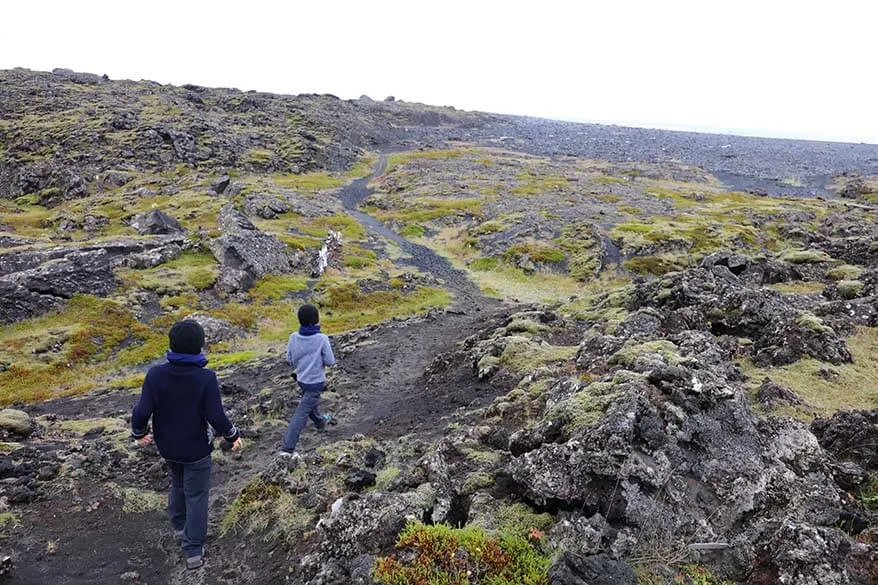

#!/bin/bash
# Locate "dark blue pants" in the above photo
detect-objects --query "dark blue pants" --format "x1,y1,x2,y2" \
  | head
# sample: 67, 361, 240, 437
167, 455, 212, 558
282, 385, 325, 452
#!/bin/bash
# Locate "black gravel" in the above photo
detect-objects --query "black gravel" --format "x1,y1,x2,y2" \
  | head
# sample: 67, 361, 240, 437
392, 114, 878, 196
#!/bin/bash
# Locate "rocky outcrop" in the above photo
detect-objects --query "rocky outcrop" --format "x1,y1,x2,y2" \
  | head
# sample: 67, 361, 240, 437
0, 236, 187, 322
130, 210, 185, 235
183, 313, 245, 345
811, 410, 878, 471
208, 204, 302, 293
631, 259, 854, 366
14, 162, 86, 206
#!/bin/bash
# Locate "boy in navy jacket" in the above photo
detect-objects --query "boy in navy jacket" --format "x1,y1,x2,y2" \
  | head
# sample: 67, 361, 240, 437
131, 320, 241, 570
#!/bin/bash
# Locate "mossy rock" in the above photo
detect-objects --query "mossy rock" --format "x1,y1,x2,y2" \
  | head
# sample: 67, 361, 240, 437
550, 387, 622, 432
609, 340, 681, 368
826, 264, 864, 281
624, 255, 685, 276
795, 311, 834, 334
837, 280, 865, 300
780, 249, 833, 264
0, 409, 32, 436
505, 318, 549, 335
557, 222, 601, 280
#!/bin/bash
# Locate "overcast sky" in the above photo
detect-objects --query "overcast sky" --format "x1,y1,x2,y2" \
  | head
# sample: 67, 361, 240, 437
3, 1, 877, 144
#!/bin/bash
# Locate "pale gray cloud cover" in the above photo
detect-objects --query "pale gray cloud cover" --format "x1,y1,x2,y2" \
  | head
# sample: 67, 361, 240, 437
3, 0, 876, 143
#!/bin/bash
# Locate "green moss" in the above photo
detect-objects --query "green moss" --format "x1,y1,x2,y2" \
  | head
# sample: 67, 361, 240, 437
272, 171, 345, 192
470, 257, 500, 271
0, 295, 161, 404
250, 275, 310, 302
278, 234, 324, 251
550, 385, 621, 432
610, 340, 681, 368
385, 148, 464, 171
780, 249, 833, 264
592, 174, 627, 185
373, 523, 550, 585
0, 512, 19, 535
557, 222, 601, 280
108, 483, 166, 514
624, 255, 686, 276
160, 293, 200, 311
463, 472, 495, 493
795, 311, 834, 334
494, 502, 555, 539
858, 473, 878, 511
471, 220, 505, 235
243, 148, 274, 164
504, 242, 565, 264
295, 213, 366, 241
0, 442, 23, 453
56, 417, 127, 437
505, 318, 549, 335
826, 264, 864, 281
770, 281, 825, 295
739, 326, 878, 418
399, 224, 426, 238
117, 251, 218, 294
257, 282, 451, 341
210, 302, 261, 330
636, 564, 736, 585
371, 198, 482, 225
211, 351, 258, 369
221, 477, 313, 544
837, 280, 865, 299
343, 254, 376, 268
375, 465, 401, 489
499, 337, 578, 372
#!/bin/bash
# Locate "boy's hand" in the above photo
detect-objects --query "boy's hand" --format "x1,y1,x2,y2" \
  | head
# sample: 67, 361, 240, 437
222, 437, 244, 452
137, 434, 154, 446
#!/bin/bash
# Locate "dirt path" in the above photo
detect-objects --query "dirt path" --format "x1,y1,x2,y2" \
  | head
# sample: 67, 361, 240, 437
340, 155, 483, 308
7, 159, 510, 585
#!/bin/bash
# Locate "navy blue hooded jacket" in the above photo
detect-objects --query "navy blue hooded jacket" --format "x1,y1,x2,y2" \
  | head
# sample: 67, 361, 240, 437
131, 355, 238, 463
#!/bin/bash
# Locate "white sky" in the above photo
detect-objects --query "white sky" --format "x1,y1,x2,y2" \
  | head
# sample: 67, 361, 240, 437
3, 1, 877, 144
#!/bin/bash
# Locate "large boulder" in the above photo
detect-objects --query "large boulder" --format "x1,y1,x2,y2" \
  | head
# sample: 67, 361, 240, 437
208, 204, 302, 292
184, 313, 245, 345
0, 281, 60, 324
0, 409, 32, 437
130, 210, 185, 235
811, 410, 878, 470
14, 162, 86, 206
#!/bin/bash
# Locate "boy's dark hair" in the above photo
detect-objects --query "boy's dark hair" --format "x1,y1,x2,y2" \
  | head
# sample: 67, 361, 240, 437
169, 320, 205, 354
297, 304, 319, 326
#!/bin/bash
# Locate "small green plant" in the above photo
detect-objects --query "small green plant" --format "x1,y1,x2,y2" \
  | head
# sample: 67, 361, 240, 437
672, 565, 735, 585
636, 563, 735, 585
373, 523, 550, 585
858, 474, 878, 511
221, 477, 313, 544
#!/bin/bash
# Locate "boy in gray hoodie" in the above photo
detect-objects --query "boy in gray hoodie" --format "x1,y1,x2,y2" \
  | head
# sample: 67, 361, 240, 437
281, 304, 336, 453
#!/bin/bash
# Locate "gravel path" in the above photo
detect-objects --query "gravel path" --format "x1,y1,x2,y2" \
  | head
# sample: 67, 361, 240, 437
339, 154, 484, 307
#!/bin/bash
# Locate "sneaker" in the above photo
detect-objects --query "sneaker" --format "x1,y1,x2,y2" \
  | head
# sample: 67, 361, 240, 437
277, 450, 301, 460
186, 552, 204, 570
316, 414, 334, 432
